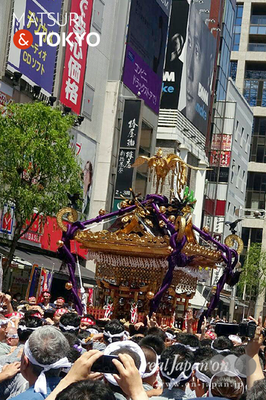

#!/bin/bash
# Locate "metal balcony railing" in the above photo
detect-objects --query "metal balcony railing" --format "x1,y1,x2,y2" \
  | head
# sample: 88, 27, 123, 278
248, 43, 266, 52
241, 208, 266, 219
250, 24, 266, 35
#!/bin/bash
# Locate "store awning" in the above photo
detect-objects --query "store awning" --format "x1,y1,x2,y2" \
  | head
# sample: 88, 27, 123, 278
219, 295, 231, 305
189, 290, 208, 309
0, 245, 95, 284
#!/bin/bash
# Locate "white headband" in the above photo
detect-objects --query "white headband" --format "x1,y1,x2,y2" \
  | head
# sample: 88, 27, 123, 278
211, 341, 230, 353
209, 373, 244, 397
86, 328, 99, 335
192, 363, 211, 385
142, 354, 159, 378
228, 335, 242, 344
59, 322, 79, 331
166, 332, 175, 341
160, 368, 192, 390
176, 343, 198, 352
103, 330, 125, 343
24, 339, 71, 395
104, 340, 146, 386
7, 333, 19, 339
18, 325, 38, 331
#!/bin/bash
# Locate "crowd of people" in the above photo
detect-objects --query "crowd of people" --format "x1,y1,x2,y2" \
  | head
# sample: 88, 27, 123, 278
0, 290, 265, 399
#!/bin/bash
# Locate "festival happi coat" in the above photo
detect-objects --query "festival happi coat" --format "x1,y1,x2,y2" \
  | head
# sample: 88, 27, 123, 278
56, 149, 243, 328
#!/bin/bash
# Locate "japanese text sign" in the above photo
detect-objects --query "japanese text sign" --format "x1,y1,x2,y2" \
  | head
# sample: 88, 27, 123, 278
60, 0, 94, 114
8, 0, 63, 94
115, 100, 142, 198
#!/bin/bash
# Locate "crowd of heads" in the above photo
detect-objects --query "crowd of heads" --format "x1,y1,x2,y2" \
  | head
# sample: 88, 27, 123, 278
0, 292, 265, 400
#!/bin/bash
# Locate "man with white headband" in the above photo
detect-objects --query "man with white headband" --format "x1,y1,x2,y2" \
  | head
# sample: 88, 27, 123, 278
0, 312, 45, 399
104, 340, 147, 400
103, 319, 126, 345
176, 333, 200, 352
12, 326, 71, 399
152, 344, 195, 399
0, 315, 11, 356
141, 345, 160, 393
59, 312, 80, 336
211, 336, 234, 353
189, 356, 214, 397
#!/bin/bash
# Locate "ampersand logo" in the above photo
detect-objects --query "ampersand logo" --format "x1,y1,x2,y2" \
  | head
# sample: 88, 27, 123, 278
13, 29, 33, 50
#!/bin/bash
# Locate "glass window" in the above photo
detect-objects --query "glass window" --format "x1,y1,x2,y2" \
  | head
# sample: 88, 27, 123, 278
258, 26, 266, 34
232, 5, 243, 51
250, 118, 266, 162
259, 119, 266, 135
230, 61, 238, 81
246, 172, 266, 209
250, 26, 258, 34
237, 5, 243, 18
251, 15, 259, 24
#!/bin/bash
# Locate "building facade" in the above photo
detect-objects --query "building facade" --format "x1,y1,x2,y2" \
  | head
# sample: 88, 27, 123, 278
230, 0, 266, 318
0, 0, 172, 294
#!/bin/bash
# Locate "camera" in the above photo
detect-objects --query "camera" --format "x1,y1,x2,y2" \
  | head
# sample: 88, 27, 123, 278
215, 321, 266, 339
91, 355, 119, 374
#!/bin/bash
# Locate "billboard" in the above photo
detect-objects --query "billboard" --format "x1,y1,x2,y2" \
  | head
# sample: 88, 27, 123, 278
161, 0, 216, 135
8, 0, 63, 95
71, 129, 97, 217
123, 0, 171, 114
60, 0, 94, 115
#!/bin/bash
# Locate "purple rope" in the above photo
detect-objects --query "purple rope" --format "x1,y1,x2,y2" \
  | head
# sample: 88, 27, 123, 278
57, 196, 239, 321
56, 198, 153, 315
149, 235, 187, 317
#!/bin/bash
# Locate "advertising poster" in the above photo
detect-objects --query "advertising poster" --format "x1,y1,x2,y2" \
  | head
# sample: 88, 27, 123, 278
210, 150, 231, 168
211, 134, 232, 151
71, 129, 97, 217
123, 0, 171, 114
0, 82, 13, 106
60, 0, 94, 114
8, 0, 63, 95
160, 0, 189, 109
161, 0, 216, 135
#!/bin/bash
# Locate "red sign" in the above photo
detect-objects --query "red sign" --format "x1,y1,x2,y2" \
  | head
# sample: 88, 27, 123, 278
23, 215, 88, 258
41, 216, 63, 252
60, 0, 94, 114
37, 268, 48, 303
21, 214, 44, 244
0, 206, 15, 235
211, 134, 232, 151
210, 150, 231, 167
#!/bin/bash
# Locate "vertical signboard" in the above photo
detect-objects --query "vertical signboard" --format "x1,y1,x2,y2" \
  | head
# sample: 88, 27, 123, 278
8, 0, 63, 94
0, 206, 15, 235
160, 0, 189, 109
71, 129, 97, 217
123, 0, 171, 114
60, 0, 94, 115
115, 100, 142, 198
161, 0, 216, 135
